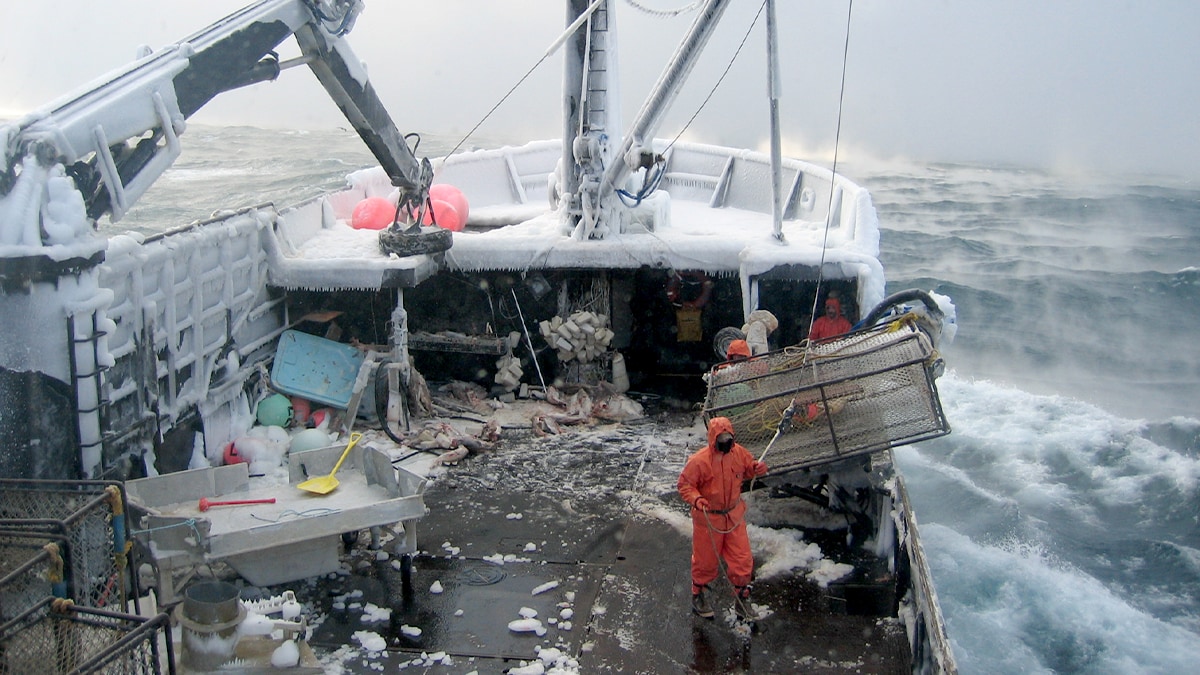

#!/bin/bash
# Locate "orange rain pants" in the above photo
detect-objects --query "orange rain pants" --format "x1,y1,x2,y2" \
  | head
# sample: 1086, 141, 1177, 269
677, 417, 767, 592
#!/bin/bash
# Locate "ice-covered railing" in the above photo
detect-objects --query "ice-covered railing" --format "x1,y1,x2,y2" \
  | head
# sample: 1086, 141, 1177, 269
339, 139, 874, 240
267, 138, 887, 309
98, 210, 287, 471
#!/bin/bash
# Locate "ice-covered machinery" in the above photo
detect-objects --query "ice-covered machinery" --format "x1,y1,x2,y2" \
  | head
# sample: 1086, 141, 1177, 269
1, 0, 430, 228
703, 318, 950, 474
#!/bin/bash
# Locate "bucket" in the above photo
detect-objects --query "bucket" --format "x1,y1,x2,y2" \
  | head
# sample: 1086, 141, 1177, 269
611, 353, 630, 393
175, 580, 246, 670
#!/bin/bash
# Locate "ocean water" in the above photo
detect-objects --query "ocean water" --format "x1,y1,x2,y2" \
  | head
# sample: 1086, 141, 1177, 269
113, 126, 1200, 673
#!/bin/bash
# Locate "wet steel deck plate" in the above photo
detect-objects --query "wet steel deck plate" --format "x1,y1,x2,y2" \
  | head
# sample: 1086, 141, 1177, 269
298, 420, 912, 673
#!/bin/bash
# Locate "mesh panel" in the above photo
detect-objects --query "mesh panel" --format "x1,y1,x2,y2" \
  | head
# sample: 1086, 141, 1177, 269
0, 481, 129, 611
0, 598, 172, 674
0, 532, 64, 623
703, 323, 950, 473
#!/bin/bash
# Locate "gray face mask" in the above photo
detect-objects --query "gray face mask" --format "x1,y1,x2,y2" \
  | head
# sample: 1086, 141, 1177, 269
716, 438, 734, 453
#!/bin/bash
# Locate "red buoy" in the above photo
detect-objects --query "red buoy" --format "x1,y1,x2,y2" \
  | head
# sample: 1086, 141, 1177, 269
351, 196, 395, 230
421, 199, 463, 232
290, 396, 312, 426
223, 441, 245, 465
430, 183, 470, 226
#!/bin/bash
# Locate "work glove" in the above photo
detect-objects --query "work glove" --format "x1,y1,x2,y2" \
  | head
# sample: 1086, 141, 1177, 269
694, 498, 710, 511
753, 461, 768, 477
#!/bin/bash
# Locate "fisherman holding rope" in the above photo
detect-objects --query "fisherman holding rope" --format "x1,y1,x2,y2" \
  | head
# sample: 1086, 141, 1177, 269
678, 416, 768, 621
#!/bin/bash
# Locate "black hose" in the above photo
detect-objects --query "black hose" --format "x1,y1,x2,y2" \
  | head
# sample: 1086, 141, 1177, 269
856, 289, 944, 330
375, 362, 408, 445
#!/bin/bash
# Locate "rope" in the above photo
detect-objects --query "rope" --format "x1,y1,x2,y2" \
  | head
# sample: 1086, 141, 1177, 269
249, 508, 342, 523
131, 519, 204, 543
804, 0, 856, 355
699, 503, 742, 535
443, 0, 606, 162
623, 0, 702, 18
747, 400, 798, 491
665, 1, 767, 154
698, 506, 753, 620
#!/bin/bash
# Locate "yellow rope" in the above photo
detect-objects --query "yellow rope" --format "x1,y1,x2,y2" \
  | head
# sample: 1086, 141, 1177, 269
43, 543, 64, 584
104, 485, 124, 516
50, 597, 75, 613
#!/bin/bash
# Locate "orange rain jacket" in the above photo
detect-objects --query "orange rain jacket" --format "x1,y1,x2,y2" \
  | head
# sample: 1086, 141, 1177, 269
809, 297, 853, 341
677, 417, 767, 591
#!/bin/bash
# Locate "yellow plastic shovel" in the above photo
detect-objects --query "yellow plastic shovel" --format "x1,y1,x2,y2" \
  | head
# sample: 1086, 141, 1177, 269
297, 431, 362, 495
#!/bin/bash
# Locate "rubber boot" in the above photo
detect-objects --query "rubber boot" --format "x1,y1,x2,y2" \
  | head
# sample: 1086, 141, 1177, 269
692, 585, 714, 619
733, 585, 752, 622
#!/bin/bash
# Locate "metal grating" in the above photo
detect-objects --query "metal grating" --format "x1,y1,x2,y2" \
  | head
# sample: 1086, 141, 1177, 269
703, 323, 950, 474
0, 480, 132, 612
0, 597, 174, 674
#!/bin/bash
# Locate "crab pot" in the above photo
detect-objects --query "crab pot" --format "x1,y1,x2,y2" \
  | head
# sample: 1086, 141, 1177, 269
0, 479, 131, 611
703, 322, 950, 474
0, 531, 67, 622
0, 597, 173, 674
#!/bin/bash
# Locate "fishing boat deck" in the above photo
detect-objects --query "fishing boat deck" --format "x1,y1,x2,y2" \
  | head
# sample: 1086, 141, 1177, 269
288, 413, 911, 673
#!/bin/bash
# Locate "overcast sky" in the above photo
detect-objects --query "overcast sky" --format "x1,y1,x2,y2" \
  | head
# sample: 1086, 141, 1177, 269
3, 0, 1199, 178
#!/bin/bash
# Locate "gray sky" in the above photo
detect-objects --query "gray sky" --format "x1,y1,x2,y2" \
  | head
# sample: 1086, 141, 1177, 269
4, 0, 1199, 178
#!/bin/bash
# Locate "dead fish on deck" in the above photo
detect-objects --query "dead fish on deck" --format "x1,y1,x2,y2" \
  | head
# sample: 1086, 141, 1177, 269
435, 447, 470, 465
531, 413, 563, 436
592, 392, 645, 422
410, 422, 457, 450
479, 419, 501, 442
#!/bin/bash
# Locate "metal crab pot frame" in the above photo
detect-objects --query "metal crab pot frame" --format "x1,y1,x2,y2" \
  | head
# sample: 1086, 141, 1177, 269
703, 323, 951, 474
0, 479, 135, 613
0, 596, 174, 674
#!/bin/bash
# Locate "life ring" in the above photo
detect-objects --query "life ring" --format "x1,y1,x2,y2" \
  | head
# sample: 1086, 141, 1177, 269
666, 271, 713, 309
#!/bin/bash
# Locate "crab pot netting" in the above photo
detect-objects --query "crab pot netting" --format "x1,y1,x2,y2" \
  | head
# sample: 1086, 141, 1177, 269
0, 481, 130, 611
703, 323, 950, 474
0, 598, 172, 674
0, 531, 67, 623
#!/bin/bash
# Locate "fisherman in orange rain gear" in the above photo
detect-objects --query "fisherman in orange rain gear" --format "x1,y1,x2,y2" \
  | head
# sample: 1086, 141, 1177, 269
809, 297, 853, 341
720, 338, 751, 366
677, 416, 768, 620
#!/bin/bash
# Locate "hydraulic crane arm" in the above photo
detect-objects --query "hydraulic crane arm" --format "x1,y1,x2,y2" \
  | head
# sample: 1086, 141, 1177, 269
1, 0, 428, 224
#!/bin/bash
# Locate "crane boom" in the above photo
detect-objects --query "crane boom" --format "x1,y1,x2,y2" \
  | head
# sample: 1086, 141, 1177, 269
0, 0, 428, 225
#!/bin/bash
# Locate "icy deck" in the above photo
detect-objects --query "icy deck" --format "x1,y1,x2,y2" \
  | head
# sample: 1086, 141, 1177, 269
265, 409, 912, 673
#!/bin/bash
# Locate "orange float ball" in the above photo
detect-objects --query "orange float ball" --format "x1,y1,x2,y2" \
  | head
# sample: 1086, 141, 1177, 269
351, 196, 395, 230
421, 199, 463, 232
429, 183, 470, 226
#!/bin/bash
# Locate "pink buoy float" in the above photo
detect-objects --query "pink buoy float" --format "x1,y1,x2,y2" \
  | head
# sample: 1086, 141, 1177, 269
350, 196, 396, 230
421, 199, 463, 232
429, 183, 470, 226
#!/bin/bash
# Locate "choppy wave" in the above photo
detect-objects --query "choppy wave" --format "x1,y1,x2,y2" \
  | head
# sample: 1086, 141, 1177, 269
897, 373, 1200, 672
867, 163, 1200, 421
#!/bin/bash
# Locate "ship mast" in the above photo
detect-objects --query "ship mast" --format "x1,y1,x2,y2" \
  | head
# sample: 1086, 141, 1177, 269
560, 0, 733, 240
560, 0, 621, 238
766, 0, 784, 241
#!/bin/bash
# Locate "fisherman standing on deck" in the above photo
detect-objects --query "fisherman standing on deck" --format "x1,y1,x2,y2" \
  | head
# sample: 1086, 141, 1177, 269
678, 416, 768, 620
809, 297, 853, 341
